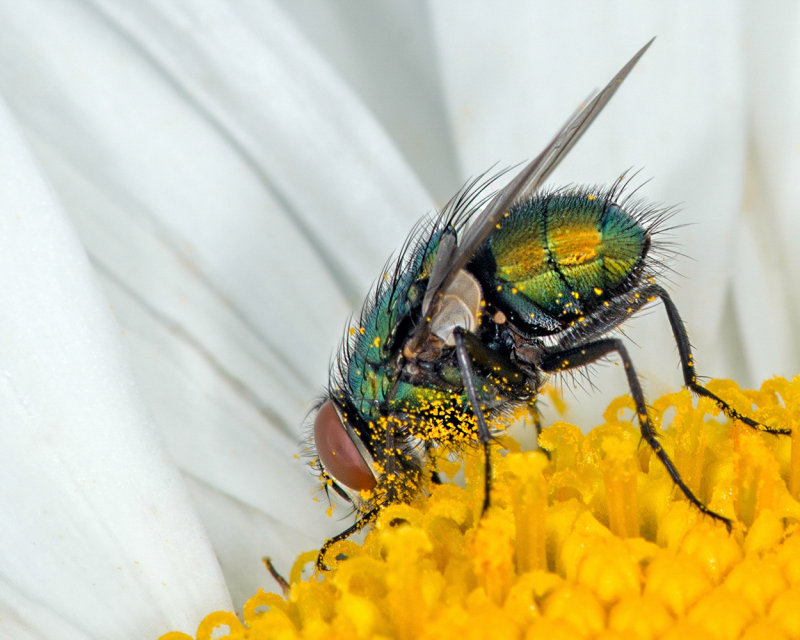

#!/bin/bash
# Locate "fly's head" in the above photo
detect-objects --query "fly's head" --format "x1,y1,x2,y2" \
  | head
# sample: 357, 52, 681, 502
311, 385, 430, 515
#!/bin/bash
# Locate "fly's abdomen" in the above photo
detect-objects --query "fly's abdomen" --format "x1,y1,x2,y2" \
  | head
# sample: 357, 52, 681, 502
486, 192, 648, 323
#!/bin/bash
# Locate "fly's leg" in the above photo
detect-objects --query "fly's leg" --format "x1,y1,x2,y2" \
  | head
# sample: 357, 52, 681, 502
317, 415, 417, 571
317, 506, 381, 571
552, 283, 785, 436
530, 398, 544, 439
649, 285, 789, 435
454, 328, 494, 515
540, 337, 732, 530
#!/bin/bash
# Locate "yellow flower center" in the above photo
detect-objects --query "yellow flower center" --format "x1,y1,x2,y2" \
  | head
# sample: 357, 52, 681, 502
162, 377, 800, 640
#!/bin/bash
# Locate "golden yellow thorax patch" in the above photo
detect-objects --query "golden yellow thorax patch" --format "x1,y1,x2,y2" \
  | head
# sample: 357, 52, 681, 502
549, 225, 602, 267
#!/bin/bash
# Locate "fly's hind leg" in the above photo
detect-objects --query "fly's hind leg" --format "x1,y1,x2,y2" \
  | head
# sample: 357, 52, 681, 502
553, 282, 784, 436
540, 337, 732, 530
647, 284, 789, 435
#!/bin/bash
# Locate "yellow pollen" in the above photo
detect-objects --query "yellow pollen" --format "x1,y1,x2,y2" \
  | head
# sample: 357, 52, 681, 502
162, 376, 800, 640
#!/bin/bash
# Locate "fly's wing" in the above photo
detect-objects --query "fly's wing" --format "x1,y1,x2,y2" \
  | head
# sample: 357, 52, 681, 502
419, 38, 655, 325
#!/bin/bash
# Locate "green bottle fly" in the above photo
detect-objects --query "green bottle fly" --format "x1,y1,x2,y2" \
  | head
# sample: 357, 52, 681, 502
308, 39, 786, 570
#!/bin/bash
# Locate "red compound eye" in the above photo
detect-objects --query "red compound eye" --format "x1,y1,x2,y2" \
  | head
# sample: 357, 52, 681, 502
313, 400, 376, 491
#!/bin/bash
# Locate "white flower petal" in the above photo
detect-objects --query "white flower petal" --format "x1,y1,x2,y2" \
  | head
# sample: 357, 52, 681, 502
0, 97, 229, 637
732, 184, 796, 383
271, 0, 462, 204
89, 0, 433, 295
184, 474, 326, 609
744, 2, 800, 379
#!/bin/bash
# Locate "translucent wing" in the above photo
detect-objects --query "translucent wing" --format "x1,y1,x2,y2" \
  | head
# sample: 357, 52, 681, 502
420, 38, 655, 324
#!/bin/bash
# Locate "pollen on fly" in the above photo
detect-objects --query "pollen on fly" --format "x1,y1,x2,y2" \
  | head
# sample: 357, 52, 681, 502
305, 39, 788, 571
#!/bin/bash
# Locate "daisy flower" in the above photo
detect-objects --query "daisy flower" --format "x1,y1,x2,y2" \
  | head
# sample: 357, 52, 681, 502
0, 2, 797, 638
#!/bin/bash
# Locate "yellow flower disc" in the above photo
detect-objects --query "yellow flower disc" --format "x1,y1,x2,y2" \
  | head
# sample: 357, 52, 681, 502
161, 378, 800, 639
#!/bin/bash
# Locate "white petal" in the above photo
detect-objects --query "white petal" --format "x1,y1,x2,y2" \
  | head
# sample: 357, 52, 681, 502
0, 98, 229, 637
89, 0, 433, 295
184, 474, 326, 608
271, 0, 462, 204
744, 2, 800, 379
732, 179, 796, 382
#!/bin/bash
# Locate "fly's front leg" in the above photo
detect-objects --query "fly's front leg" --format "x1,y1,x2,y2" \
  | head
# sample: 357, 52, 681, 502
540, 337, 732, 530
317, 422, 416, 571
317, 507, 380, 571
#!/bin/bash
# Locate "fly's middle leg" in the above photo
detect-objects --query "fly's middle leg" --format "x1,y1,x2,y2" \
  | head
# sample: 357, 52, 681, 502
454, 328, 494, 515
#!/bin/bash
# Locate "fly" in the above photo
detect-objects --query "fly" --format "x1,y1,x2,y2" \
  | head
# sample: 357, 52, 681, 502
309, 39, 787, 570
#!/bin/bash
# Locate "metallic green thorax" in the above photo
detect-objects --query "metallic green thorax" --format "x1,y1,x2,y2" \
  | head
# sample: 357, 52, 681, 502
339, 222, 513, 445
341, 225, 455, 422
